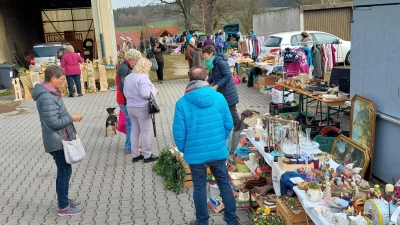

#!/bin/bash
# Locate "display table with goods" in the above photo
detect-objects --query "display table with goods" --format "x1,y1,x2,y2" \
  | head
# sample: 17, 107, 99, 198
240, 111, 400, 225
275, 77, 349, 127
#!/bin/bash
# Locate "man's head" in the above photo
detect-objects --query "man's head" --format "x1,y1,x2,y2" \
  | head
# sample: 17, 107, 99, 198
218, 31, 223, 36
124, 49, 142, 68
61, 40, 68, 49
207, 34, 211, 39
189, 66, 208, 81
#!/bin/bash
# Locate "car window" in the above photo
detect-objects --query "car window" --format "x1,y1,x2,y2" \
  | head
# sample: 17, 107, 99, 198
312, 33, 338, 44
33, 46, 60, 58
263, 37, 282, 47
290, 35, 302, 46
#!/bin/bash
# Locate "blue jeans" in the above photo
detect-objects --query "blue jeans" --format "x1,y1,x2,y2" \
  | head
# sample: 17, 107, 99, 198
119, 104, 131, 151
66, 75, 82, 96
189, 159, 238, 225
216, 47, 223, 55
50, 150, 72, 209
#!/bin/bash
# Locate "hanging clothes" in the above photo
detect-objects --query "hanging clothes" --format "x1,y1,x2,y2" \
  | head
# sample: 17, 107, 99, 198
331, 44, 337, 66
296, 49, 309, 74
317, 45, 326, 74
326, 45, 333, 71
311, 46, 322, 78
300, 47, 312, 67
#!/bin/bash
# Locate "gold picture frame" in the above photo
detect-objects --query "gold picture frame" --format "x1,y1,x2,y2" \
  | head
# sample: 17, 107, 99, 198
349, 94, 376, 179
331, 134, 370, 178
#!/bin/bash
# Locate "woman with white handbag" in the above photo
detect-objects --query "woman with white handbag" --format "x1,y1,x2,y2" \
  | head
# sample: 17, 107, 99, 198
32, 65, 85, 216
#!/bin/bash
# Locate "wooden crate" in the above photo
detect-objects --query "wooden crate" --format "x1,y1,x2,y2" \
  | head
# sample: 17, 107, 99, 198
171, 147, 192, 188
276, 198, 314, 225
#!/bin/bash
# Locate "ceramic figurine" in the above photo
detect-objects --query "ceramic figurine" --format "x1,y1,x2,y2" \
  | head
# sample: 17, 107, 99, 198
102, 57, 108, 65
394, 177, 400, 205
374, 185, 382, 198
324, 182, 332, 198
109, 56, 113, 65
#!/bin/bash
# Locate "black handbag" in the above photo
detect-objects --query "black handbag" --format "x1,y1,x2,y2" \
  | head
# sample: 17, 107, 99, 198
148, 92, 160, 114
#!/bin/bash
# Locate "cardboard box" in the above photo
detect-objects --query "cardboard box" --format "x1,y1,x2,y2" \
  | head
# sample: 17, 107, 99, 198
253, 82, 260, 90
271, 88, 294, 104
276, 198, 315, 225
258, 76, 276, 86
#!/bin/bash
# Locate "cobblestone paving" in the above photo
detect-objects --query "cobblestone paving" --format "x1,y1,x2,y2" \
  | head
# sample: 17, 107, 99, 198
0, 79, 349, 225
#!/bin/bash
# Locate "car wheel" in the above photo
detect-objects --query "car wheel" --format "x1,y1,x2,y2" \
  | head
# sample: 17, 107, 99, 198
345, 51, 351, 65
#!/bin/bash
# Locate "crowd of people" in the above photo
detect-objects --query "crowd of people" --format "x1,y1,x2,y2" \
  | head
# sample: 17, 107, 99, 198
33, 27, 245, 223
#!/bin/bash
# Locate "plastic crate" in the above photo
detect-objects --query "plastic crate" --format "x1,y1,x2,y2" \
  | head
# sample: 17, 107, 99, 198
313, 135, 335, 154
269, 102, 298, 116
301, 118, 340, 139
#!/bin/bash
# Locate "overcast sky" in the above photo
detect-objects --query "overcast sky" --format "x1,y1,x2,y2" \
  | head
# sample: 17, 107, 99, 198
111, 0, 151, 9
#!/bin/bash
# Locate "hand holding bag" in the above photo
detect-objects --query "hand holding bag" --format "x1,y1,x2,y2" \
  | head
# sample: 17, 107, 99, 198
148, 91, 160, 114
150, 57, 158, 71
43, 119, 86, 164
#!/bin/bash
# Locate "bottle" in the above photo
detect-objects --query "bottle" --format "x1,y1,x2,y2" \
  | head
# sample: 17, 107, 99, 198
255, 119, 263, 137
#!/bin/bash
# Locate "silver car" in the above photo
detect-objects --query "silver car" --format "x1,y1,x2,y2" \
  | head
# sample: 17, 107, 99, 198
31, 42, 61, 71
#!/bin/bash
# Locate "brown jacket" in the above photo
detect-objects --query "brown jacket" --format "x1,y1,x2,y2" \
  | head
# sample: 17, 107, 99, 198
186, 44, 195, 68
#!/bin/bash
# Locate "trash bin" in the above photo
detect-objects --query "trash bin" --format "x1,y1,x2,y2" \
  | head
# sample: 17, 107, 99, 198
0, 63, 16, 89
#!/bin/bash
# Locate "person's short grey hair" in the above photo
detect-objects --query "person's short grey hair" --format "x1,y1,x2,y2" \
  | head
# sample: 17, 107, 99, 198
189, 66, 207, 81
133, 58, 152, 74
45, 65, 64, 82
189, 38, 195, 45
124, 49, 141, 60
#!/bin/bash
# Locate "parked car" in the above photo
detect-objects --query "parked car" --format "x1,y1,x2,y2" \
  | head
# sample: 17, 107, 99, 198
197, 34, 207, 45
260, 31, 351, 65
30, 42, 61, 71
223, 23, 240, 48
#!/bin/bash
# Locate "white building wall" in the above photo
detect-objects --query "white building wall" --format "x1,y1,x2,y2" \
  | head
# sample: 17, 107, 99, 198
253, 7, 301, 36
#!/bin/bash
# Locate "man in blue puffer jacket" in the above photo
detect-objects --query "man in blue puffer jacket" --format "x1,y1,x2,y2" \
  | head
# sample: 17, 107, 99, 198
173, 67, 239, 225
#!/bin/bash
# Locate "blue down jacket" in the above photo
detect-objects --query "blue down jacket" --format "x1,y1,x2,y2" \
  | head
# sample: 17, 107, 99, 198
207, 54, 239, 106
32, 83, 75, 153
172, 86, 233, 164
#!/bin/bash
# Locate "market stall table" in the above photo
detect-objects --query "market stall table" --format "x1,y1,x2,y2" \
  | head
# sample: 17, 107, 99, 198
276, 82, 349, 125
235, 57, 254, 74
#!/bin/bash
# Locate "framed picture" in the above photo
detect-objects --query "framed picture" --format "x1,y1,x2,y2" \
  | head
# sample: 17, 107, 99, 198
331, 134, 370, 178
349, 94, 376, 179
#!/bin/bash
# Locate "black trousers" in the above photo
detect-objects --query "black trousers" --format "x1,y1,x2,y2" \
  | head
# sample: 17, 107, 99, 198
156, 61, 164, 81
229, 104, 241, 132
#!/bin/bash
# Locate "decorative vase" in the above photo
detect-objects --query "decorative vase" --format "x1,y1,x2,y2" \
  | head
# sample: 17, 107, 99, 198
300, 128, 320, 150
307, 188, 324, 202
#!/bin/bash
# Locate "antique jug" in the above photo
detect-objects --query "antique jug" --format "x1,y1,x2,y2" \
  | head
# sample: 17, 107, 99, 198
349, 214, 367, 225
307, 188, 324, 202
334, 213, 348, 225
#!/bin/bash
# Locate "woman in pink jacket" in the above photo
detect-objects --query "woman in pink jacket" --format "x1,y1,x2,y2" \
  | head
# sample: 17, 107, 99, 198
61, 45, 84, 97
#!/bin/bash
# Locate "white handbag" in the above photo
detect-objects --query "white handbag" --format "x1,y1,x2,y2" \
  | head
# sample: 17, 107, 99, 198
62, 134, 86, 164
43, 120, 86, 164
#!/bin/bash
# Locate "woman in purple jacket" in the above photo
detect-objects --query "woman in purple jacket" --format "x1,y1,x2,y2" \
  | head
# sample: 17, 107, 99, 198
61, 45, 83, 97
123, 58, 160, 163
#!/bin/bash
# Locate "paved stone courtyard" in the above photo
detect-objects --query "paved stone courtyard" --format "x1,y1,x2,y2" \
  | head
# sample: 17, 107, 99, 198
0, 79, 350, 225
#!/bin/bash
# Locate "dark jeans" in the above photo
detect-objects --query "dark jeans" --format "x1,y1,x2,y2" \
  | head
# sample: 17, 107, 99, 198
156, 61, 164, 81
229, 104, 241, 132
50, 150, 72, 209
189, 159, 238, 225
66, 75, 82, 96
216, 47, 223, 55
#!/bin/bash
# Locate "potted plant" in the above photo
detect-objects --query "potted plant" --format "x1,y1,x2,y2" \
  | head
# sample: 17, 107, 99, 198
249, 211, 284, 225
306, 171, 324, 202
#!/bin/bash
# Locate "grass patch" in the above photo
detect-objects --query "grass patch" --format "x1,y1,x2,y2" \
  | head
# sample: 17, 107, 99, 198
116, 20, 183, 32
148, 53, 189, 82
0, 90, 13, 97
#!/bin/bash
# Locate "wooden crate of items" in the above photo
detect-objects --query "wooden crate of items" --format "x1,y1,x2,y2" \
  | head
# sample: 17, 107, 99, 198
276, 197, 315, 225
171, 147, 193, 188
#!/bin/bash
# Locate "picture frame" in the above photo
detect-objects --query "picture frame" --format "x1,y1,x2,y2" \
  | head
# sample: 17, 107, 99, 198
331, 134, 370, 178
349, 94, 376, 179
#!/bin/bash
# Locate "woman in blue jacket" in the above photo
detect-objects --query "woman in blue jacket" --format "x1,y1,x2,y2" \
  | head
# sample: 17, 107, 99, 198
202, 45, 241, 131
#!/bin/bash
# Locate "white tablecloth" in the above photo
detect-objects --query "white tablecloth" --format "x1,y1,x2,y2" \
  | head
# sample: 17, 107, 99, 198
293, 187, 335, 225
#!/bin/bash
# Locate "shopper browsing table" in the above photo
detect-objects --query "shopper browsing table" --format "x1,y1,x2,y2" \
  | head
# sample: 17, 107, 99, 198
172, 67, 239, 225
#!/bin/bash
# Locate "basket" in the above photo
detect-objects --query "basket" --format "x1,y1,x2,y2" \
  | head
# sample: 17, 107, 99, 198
313, 135, 335, 154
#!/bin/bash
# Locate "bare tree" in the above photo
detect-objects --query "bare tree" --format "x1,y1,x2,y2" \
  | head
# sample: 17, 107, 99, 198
157, 0, 195, 30
235, 0, 266, 34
